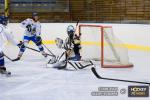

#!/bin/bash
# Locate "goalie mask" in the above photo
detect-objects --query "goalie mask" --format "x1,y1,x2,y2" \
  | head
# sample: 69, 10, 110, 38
67, 25, 75, 40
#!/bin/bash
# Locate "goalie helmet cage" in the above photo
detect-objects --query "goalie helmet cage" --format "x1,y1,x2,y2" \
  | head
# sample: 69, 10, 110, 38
78, 24, 133, 68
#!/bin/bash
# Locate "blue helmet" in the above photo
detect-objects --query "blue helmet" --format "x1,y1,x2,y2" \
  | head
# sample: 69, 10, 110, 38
0, 16, 8, 25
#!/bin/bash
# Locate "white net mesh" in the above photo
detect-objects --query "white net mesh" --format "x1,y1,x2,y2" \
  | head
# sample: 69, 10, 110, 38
80, 26, 101, 61
79, 25, 133, 68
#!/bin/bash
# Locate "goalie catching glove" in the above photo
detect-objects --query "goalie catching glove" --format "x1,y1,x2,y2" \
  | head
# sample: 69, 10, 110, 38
55, 38, 63, 49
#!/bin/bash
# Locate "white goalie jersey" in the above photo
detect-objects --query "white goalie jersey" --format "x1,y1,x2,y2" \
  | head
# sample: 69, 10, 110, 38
0, 24, 18, 52
55, 37, 74, 50
21, 18, 41, 37
64, 37, 74, 50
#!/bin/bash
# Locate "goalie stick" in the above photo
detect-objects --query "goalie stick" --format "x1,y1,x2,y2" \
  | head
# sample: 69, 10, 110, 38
75, 19, 79, 30
68, 60, 94, 70
77, 61, 94, 69
91, 67, 150, 85
73, 19, 80, 36
68, 61, 78, 70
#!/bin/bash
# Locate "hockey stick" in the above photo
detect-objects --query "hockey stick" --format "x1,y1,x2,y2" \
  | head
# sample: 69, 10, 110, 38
67, 60, 94, 70
77, 61, 94, 69
67, 61, 78, 70
57, 52, 65, 62
91, 67, 150, 85
26, 46, 40, 52
4, 54, 13, 61
42, 43, 56, 57
26, 46, 54, 57
74, 19, 80, 35
47, 52, 65, 64
12, 46, 55, 61
75, 19, 79, 29
68, 60, 93, 69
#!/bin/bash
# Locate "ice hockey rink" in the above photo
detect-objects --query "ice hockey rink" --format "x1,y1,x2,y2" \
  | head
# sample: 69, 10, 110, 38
0, 23, 150, 100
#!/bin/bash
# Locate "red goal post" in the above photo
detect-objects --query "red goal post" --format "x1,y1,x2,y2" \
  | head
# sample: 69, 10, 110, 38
78, 24, 133, 68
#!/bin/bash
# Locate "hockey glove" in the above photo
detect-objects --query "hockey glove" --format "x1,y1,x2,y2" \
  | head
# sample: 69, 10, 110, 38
35, 36, 42, 46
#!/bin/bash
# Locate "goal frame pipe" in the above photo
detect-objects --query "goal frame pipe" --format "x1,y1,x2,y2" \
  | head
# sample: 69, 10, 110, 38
78, 24, 133, 68
4, 0, 10, 17
101, 27, 104, 67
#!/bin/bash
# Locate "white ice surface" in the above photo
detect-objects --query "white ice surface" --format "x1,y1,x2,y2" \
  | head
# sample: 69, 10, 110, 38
0, 44, 150, 100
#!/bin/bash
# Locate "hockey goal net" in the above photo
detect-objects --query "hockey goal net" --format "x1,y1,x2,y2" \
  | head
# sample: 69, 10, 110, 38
78, 24, 133, 68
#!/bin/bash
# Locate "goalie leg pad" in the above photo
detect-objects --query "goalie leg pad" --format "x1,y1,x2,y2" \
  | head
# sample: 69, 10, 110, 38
52, 61, 67, 69
0, 52, 4, 66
